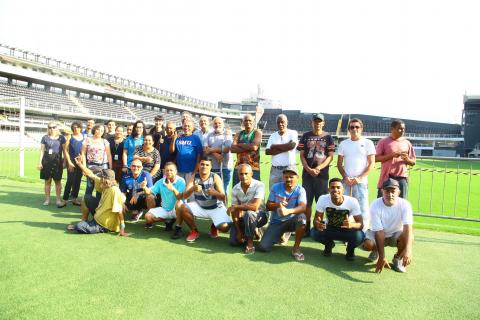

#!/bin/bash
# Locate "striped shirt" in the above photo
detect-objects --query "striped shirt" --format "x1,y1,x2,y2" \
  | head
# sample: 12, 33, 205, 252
193, 172, 222, 210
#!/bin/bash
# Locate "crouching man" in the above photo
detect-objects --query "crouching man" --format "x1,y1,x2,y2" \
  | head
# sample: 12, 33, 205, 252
176, 157, 232, 242
258, 166, 307, 262
363, 178, 414, 273
228, 164, 269, 254
67, 156, 127, 236
311, 178, 364, 261
143, 162, 186, 231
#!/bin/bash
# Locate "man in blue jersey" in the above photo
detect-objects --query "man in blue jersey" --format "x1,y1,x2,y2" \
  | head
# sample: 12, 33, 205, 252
170, 118, 203, 187
258, 166, 307, 261
175, 157, 232, 242
120, 159, 155, 221
143, 162, 186, 230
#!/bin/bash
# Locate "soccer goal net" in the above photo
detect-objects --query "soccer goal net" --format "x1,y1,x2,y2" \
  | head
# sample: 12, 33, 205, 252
0, 95, 26, 178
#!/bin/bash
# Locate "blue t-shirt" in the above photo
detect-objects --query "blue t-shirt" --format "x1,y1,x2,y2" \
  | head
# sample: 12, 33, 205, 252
159, 136, 176, 169
68, 136, 84, 159
150, 176, 186, 211
175, 134, 203, 173
268, 182, 307, 224
124, 136, 144, 167
120, 171, 153, 198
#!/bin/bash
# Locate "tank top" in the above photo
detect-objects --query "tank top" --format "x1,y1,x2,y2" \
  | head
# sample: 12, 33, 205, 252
234, 129, 260, 170
193, 172, 222, 210
69, 135, 84, 159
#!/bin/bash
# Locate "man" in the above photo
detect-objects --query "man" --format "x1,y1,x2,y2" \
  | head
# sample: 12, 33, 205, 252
228, 164, 268, 254
265, 114, 298, 190
176, 111, 199, 135
157, 121, 177, 179
376, 119, 416, 199
170, 118, 203, 184
194, 115, 213, 145
337, 118, 375, 230
258, 166, 307, 262
143, 162, 186, 230
231, 114, 262, 187
119, 159, 155, 221
150, 115, 165, 147
298, 113, 335, 236
103, 120, 116, 140
82, 119, 95, 137
176, 157, 232, 242
67, 156, 128, 236
204, 117, 233, 194
311, 178, 364, 261
363, 178, 414, 273
126, 123, 134, 137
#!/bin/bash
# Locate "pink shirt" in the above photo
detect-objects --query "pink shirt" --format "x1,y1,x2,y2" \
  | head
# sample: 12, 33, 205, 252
376, 136, 416, 188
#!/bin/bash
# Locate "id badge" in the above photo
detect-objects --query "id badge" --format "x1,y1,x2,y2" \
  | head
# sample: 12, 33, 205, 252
114, 154, 119, 161
48, 149, 53, 155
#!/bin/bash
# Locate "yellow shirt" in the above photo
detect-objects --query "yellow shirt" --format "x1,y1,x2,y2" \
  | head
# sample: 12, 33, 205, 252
94, 185, 126, 232
93, 175, 104, 193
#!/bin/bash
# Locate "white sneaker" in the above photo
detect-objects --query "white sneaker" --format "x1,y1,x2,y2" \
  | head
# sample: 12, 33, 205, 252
392, 255, 407, 273
368, 250, 378, 262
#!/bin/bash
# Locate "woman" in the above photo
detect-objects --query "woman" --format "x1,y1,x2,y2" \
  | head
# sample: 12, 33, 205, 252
134, 134, 161, 182
81, 124, 112, 196
62, 121, 84, 205
108, 126, 125, 183
37, 121, 68, 207
122, 120, 145, 174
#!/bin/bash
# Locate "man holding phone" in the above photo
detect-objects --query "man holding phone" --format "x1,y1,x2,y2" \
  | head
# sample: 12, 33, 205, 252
311, 177, 365, 260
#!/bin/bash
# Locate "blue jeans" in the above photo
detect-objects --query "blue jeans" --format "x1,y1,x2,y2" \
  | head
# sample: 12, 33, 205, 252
212, 168, 232, 195
311, 227, 365, 255
343, 182, 369, 230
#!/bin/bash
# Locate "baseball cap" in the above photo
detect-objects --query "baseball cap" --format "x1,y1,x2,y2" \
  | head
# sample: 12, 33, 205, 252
382, 178, 400, 189
283, 165, 299, 176
312, 113, 324, 121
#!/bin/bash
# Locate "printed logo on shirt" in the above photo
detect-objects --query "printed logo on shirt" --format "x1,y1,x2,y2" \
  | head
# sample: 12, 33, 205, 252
326, 207, 349, 227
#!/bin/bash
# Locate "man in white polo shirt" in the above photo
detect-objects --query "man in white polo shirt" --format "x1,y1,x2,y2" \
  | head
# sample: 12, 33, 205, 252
265, 114, 298, 190
363, 178, 414, 273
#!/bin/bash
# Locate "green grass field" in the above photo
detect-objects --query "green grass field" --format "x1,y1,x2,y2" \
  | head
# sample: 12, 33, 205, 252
0, 179, 479, 319
1, 148, 480, 319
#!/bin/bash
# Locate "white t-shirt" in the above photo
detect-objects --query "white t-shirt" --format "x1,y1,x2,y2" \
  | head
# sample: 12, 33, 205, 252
338, 137, 375, 183
370, 197, 413, 237
315, 194, 361, 227
266, 129, 298, 167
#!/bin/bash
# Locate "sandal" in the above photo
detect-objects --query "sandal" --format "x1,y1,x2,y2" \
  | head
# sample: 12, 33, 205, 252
244, 246, 255, 255
43, 199, 50, 206
292, 250, 305, 262
56, 200, 67, 208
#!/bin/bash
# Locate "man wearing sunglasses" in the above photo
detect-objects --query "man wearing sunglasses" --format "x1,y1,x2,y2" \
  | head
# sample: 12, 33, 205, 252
337, 118, 375, 231
120, 159, 155, 222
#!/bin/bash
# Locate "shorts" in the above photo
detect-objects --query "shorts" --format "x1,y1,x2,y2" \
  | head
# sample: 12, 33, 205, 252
302, 173, 328, 205
148, 207, 176, 220
186, 202, 232, 227
365, 229, 403, 247
125, 194, 157, 211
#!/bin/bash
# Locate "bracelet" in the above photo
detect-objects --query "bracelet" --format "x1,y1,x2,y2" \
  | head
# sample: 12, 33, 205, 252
120, 223, 125, 229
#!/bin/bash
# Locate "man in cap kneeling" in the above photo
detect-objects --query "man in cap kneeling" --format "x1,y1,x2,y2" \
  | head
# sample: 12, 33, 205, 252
67, 156, 128, 236
363, 178, 414, 273
258, 166, 307, 261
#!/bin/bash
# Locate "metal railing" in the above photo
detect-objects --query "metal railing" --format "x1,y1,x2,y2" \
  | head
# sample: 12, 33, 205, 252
408, 156, 480, 221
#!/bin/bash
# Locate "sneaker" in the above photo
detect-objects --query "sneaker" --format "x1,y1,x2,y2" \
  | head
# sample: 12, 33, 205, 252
323, 242, 336, 257
346, 249, 356, 261
145, 223, 153, 229
209, 224, 218, 238
368, 250, 379, 262
392, 255, 407, 273
170, 226, 183, 240
130, 210, 143, 223
56, 200, 67, 208
186, 229, 200, 243
165, 220, 174, 232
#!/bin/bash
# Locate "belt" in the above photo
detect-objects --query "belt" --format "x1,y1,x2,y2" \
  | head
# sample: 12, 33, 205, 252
272, 165, 290, 169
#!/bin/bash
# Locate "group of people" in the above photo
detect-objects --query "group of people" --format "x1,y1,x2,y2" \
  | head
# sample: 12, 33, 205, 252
39, 111, 416, 273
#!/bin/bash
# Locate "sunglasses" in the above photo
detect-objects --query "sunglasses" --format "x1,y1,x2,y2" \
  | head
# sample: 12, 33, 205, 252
131, 165, 142, 168
349, 125, 361, 130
